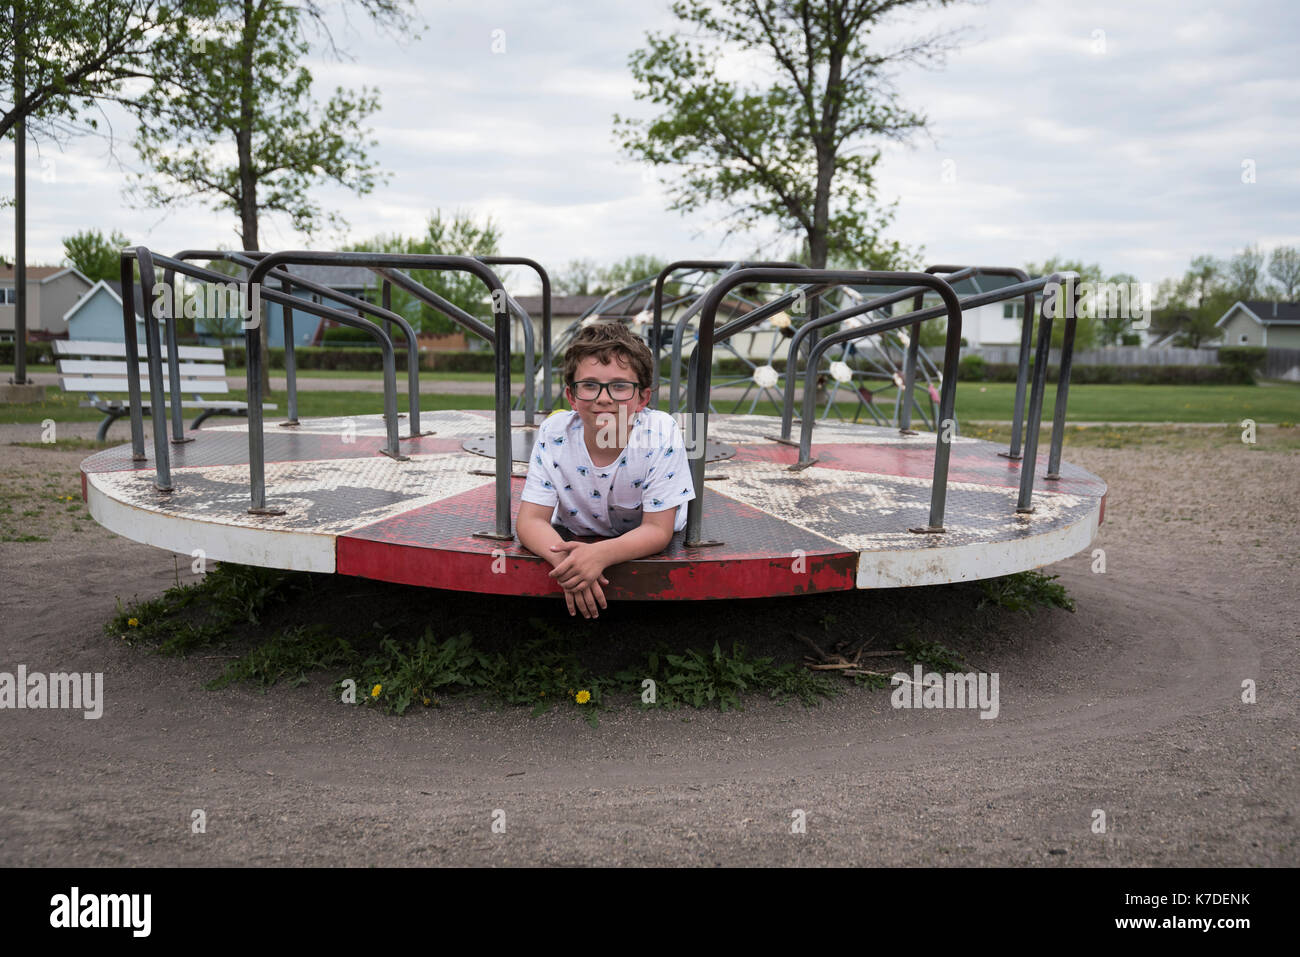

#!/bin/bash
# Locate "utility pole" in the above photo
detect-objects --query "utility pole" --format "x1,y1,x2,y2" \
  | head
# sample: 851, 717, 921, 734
10, 0, 28, 386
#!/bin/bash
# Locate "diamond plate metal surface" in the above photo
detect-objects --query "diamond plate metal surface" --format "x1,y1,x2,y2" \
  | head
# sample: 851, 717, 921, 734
84, 411, 1107, 597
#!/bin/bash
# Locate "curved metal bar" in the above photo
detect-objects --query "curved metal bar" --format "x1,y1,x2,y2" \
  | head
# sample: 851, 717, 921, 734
797, 279, 962, 532
145, 252, 406, 511
480, 256, 551, 417
132, 248, 172, 490
373, 267, 494, 341
776, 266, 978, 441
687, 268, 961, 545
926, 265, 1034, 458
1016, 273, 1080, 511
656, 260, 807, 414
116, 251, 147, 461
249, 252, 513, 540
173, 249, 427, 437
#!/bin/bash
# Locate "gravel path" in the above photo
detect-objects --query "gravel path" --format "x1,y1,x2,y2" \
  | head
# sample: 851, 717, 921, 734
0, 426, 1294, 866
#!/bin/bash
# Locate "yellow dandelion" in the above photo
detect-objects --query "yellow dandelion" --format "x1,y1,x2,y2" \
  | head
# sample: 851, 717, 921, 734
371, 684, 382, 698
127, 618, 139, 627
575, 690, 591, 705
539, 690, 545, 697
423, 697, 431, 706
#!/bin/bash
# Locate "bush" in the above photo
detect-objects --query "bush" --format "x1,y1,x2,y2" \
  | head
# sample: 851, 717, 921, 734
0, 341, 55, 365
936, 360, 1251, 386
1217, 346, 1266, 373
958, 354, 988, 381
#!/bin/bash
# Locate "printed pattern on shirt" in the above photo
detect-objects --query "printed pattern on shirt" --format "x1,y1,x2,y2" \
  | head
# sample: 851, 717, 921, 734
519, 409, 696, 536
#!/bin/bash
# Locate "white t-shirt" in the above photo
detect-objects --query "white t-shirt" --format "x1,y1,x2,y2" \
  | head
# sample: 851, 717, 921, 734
520, 408, 696, 536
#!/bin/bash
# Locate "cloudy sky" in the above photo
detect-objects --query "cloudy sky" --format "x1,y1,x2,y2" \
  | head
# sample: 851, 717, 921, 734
4, 0, 1298, 292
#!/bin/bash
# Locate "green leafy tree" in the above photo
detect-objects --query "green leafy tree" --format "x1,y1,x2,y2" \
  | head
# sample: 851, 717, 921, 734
1150, 256, 1230, 348
1226, 244, 1265, 301
596, 254, 671, 294
127, 0, 417, 390
554, 258, 600, 297
62, 228, 132, 281
615, 0, 958, 271
1023, 257, 1108, 351
1266, 246, 1300, 301
347, 210, 502, 337
0, 0, 183, 143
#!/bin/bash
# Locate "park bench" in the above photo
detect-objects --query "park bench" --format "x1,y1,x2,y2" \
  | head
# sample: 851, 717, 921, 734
55, 339, 277, 440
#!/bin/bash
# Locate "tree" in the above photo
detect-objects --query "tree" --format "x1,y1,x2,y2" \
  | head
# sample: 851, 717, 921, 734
347, 210, 502, 337
127, 0, 417, 391
615, 0, 958, 271
62, 228, 132, 281
1023, 257, 1108, 351
2, 0, 182, 382
1267, 246, 1300, 301
1150, 257, 1230, 349
0, 0, 182, 143
554, 258, 600, 297
596, 253, 671, 294
1226, 245, 1265, 301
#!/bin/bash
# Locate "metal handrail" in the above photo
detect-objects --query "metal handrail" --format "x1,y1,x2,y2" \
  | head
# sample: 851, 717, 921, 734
684, 268, 963, 546
774, 266, 979, 442
924, 265, 1034, 457
478, 256, 552, 417
247, 252, 514, 539
650, 260, 805, 412
168, 249, 429, 436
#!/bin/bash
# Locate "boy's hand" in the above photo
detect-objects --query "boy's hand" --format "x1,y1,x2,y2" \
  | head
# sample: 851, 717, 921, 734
564, 579, 608, 618
548, 541, 610, 593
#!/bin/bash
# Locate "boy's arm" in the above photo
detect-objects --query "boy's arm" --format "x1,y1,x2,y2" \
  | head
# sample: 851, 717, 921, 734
516, 501, 569, 568
588, 508, 675, 566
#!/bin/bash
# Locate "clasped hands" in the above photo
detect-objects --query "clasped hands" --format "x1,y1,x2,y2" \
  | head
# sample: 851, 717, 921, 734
548, 540, 609, 618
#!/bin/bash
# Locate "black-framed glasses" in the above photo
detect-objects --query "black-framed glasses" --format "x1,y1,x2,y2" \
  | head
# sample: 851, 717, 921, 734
570, 380, 640, 401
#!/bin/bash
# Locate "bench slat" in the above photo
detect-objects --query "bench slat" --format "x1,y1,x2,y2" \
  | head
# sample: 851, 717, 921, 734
57, 359, 226, 379
79, 399, 275, 411
54, 339, 226, 361
61, 376, 232, 395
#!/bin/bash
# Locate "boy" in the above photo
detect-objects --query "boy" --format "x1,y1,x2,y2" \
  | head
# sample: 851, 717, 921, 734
517, 321, 696, 619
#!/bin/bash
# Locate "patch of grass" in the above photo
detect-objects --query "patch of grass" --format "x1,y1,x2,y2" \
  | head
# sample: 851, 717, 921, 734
7, 437, 116, 451
896, 638, 968, 673
1, 533, 50, 543
104, 560, 317, 650
978, 571, 1076, 615
619, 641, 838, 712
208, 624, 359, 690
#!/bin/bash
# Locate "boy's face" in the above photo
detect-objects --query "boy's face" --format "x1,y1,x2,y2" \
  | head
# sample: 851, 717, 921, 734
565, 353, 651, 449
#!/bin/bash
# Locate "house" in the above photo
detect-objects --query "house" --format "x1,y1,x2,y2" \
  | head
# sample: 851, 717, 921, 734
64, 280, 161, 342
0, 264, 95, 340
1215, 300, 1300, 348
510, 295, 605, 353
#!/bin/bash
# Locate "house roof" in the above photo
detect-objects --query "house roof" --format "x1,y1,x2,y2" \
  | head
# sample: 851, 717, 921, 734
0, 264, 94, 286
64, 279, 147, 323
514, 294, 604, 318
281, 264, 376, 289
1216, 300, 1300, 327
105, 280, 148, 321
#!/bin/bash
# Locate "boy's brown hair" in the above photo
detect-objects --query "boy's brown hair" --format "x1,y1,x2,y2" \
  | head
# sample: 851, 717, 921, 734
562, 321, 654, 391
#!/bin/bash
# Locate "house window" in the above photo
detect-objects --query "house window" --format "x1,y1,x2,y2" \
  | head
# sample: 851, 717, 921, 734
1240, 334, 1248, 343
2, 287, 15, 304
1002, 302, 1023, 320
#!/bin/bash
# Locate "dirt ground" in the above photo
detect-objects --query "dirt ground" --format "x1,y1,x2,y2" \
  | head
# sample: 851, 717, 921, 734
0, 420, 1295, 866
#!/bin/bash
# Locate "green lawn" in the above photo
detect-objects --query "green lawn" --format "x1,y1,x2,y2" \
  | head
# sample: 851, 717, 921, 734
2, 382, 1297, 427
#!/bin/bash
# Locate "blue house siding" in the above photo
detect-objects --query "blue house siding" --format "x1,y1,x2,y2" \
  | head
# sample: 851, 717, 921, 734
66, 286, 163, 342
